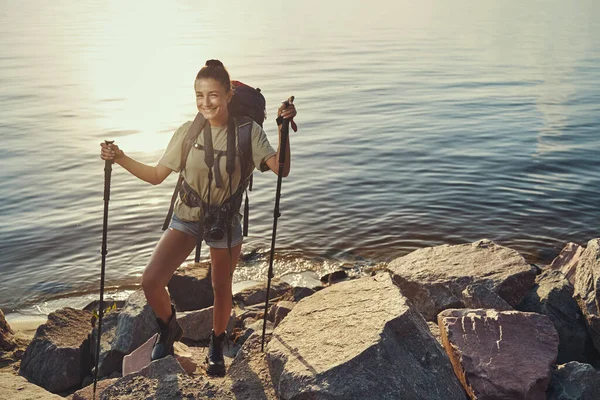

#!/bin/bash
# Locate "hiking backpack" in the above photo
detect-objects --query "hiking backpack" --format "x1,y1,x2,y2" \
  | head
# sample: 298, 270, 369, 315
162, 80, 267, 240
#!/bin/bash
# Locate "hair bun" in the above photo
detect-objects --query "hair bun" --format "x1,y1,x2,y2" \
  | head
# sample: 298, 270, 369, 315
205, 59, 224, 68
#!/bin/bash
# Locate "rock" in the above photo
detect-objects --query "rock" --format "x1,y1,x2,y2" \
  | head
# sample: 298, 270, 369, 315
438, 309, 559, 400
233, 279, 291, 306
320, 270, 348, 284
178, 306, 235, 341
461, 284, 513, 311
0, 308, 17, 352
549, 242, 584, 285
72, 378, 118, 400
91, 311, 123, 377
92, 290, 158, 377
236, 319, 274, 348
388, 239, 536, 321
285, 286, 317, 302
19, 307, 92, 393
167, 263, 214, 311
173, 342, 197, 375
0, 372, 64, 399
427, 321, 443, 345
268, 300, 295, 328
546, 361, 600, 400
573, 239, 600, 353
228, 332, 278, 399
516, 269, 599, 364
267, 273, 467, 400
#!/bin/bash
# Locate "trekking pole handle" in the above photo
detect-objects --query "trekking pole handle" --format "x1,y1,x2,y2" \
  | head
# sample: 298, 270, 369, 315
282, 96, 294, 107
104, 140, 116, 165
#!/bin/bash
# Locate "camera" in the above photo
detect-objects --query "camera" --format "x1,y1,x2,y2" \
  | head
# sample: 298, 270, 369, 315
204, 206, 231, 241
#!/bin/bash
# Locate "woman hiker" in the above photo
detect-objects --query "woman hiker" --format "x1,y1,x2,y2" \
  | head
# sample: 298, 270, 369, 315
99, 59, 296, 376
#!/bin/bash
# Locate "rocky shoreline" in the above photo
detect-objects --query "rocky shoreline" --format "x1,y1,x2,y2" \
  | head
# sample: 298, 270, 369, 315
2, 238, 600, 399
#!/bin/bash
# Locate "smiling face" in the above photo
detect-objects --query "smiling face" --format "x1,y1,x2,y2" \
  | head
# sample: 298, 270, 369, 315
194, 78, 232, 126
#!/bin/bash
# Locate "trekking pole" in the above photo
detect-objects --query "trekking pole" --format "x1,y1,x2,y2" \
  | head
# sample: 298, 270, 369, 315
261, 96, 294, 352
93, 140, 114, 399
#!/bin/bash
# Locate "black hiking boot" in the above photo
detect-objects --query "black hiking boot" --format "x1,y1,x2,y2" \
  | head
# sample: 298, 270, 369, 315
151, 305, 183, 361
206, 330, 227, 377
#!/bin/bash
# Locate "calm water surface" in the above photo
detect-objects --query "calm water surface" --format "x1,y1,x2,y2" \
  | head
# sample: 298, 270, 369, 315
1, 0, 599, 314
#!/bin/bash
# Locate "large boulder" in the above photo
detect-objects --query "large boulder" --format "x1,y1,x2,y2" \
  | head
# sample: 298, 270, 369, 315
0, 309, 17, 352
549, 242, 584, 285
573, 238, 600, 353
546, 361, 600, 400
19, 307, 93, 393
93, 290, 158, 377
0, 372, 64, 399
267, 273, 467, 400
168, 263, 214, 311
438, 309, 559, 400
388, 239, 536, 320
516, 269, 599, 364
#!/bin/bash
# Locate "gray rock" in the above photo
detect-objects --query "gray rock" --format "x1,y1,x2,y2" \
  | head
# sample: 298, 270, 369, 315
388, 239, 536, 320
19, 307, 92, 393
438, 309, 559, 400
573, 238, 600, 353
267, 273, 467, 400
268, 300, 295, 328
92, 290, 158, 377
0, 372, 64, 399
168, 263, 214, 311
0, 308, 16, 352
516, 269, 599, 364
113, 290, 158, 354
237, 319, 273, 348
546, 361, 600, 400
234, 279, 291, 306
461, 283, 513, 311
178, 306, 234, 341
549, 242, 584, 285
92, 311, 123, 377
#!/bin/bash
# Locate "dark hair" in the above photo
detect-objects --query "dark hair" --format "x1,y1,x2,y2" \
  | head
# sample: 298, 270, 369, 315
195, 59, 232, 92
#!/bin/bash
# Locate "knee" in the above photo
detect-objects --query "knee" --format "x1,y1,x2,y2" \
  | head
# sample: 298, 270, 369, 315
212, 280, 231, 299
141, 270, 159, 294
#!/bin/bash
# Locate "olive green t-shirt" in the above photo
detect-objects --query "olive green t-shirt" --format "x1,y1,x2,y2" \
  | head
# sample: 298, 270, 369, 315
158, 120, 276, 221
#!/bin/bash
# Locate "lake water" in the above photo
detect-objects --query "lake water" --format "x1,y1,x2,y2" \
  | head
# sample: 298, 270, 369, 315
1, 0, 599, 315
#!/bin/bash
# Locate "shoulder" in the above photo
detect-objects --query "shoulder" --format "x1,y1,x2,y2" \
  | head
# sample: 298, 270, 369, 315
175, 120, 194, 136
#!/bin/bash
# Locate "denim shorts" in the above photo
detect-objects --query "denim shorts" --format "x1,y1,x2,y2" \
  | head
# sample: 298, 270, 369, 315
169, 214, 243, 248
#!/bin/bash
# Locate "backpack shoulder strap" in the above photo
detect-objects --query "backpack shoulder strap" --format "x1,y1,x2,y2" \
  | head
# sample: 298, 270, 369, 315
180, 112, 207, 172
236, 116, 254, 179
162, 113, 206, 231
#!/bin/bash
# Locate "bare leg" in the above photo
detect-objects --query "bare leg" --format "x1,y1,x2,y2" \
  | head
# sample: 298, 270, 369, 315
210, 243, 242, 334
141, 228, 196, 323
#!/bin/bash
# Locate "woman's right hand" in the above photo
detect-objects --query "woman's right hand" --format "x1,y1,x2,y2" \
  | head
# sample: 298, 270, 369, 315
100, 142, 124, 161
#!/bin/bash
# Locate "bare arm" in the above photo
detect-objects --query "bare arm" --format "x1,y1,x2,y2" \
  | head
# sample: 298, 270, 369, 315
100, 143, 173, 185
